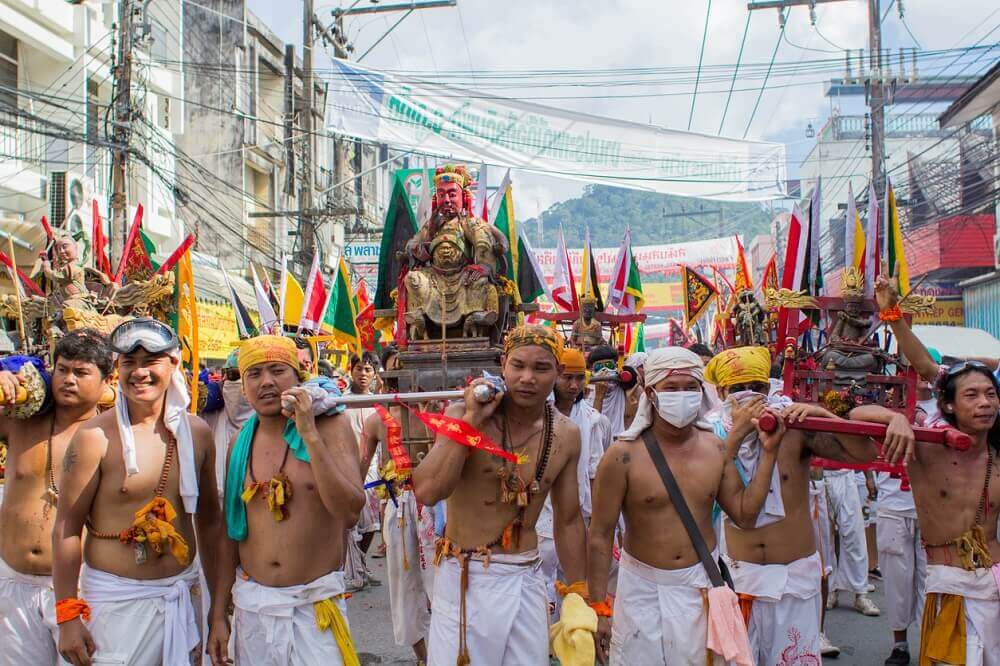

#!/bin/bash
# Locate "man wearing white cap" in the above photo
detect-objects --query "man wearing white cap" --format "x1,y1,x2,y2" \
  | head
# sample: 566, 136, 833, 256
53, 318, 222, 666
588, 346, 782, 665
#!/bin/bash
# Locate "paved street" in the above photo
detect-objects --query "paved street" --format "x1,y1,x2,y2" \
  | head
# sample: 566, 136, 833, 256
349, 538, 919, 665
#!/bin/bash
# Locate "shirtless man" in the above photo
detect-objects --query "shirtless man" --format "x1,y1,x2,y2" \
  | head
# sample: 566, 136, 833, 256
588, 346, 782, 664
0, 330, 112, 664
54, 318, 221, 666
412, 324, 587, 665
359, 350, 436, 662
208, 335, 365, 665
703, 346, 884, 665
848, 276, 1000, 664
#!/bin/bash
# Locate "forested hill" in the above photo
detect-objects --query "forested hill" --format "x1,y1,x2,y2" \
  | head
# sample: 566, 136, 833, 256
525, 184, 773, 247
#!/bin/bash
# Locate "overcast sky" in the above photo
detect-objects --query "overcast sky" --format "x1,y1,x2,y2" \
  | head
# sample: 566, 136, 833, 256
246, 0, 998, 218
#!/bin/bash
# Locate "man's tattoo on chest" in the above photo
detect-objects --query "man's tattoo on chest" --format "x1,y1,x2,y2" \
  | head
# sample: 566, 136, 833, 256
622, 453, 630, 464
62, 444, 78, 472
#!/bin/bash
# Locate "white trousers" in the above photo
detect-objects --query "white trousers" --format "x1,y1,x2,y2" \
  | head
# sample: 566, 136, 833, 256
610, 550, 729, 665
232, 568, 352, 666
924, 565, 1000, 666
810, 480, 835, 577
729, 551, 823, 666
877, 512, 926, 631
0, 555, 59, 666
383, 490, 435, 648
427, 550, 548, 666
826, 472, 869, 594
79, 564, 202, 666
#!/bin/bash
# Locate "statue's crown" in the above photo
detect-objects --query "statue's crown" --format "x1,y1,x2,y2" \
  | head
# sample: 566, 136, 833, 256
841, 266, 864, 297
580, 295, 598, 306
434, 164, 472, 189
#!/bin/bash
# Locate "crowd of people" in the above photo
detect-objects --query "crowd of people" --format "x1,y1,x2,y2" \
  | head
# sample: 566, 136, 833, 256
0, 273, 996, 666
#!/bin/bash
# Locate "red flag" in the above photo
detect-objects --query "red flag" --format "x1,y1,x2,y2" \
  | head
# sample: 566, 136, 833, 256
113, 205, 147, 284
374, 405, 411, 473
734, 235, 752, 292
156, 234, 195, 275
355, 279, 376, 351
776, 204, 808, 345
0, 251, 44, 297
297, 253, 328, 333
91, 201, 111, 278
761, 252, 778, 295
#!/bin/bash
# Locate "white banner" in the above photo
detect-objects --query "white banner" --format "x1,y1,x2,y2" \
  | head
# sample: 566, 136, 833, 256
327, 61, 787, 202
534, 236, 737, 278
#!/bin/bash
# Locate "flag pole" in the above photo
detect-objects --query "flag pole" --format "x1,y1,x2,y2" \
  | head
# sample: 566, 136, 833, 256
6, 234, 27, 352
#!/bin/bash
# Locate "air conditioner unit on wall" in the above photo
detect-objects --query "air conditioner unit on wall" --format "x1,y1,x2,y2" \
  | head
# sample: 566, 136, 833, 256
48, 171, 92, 255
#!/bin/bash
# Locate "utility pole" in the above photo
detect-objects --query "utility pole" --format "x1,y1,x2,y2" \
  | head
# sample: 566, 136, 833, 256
867, 0, 885, 201
299, 0, 316, 275
110, 0, 135, 264
747, 0, 886, 200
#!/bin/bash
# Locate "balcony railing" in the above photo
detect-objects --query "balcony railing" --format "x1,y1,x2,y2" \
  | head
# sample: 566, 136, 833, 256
820, 113, 993, 141
0, 108, 45, 168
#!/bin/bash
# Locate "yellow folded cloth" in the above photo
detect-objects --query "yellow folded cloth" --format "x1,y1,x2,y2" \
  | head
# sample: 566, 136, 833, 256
919, 592, 966, 666
314, 597, 360, 666
549, 592, 597, 666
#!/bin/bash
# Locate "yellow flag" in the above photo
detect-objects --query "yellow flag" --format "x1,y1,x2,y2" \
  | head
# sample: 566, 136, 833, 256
282, 270, 305, 327
176, 249, 199, 413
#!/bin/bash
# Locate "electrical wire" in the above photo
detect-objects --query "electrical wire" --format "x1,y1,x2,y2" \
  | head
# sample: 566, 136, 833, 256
743, 22, 784, 139
688, 0, 713, 131
719, 13, 751, 136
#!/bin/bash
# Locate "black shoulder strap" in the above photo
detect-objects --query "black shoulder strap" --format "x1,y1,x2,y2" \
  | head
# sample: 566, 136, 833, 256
641, 428, 725, 588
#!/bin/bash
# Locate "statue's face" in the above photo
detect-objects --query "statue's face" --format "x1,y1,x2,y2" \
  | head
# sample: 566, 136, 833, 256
845, 298, 861, 314
55, 238, 78, 264
436, 181, 463, 217
432, 241, 463, 268
582, 302, 595, 319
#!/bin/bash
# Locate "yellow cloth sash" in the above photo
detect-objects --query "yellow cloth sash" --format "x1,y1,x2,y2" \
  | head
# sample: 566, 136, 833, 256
241, 475, 293, 522
128, 497, 190, 566
549, 592, 597, 666
313, 597, 360, 666
919, 592, 967, 666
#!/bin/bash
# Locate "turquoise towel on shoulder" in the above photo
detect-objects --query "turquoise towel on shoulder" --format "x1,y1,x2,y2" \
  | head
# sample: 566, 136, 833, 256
224, 415, 311, 541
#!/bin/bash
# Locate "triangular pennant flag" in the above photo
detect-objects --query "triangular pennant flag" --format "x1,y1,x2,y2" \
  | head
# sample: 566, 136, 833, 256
515, 223, 551, 305
776, 203, 808, 344
91, 200, 111, 278
681, 265, 717, 328
173, 247, 199, 413
251, 264, 280, 335
473, 162, 489, 221
355, 279, 376, 351
323, 256, 360, 351
374, 172, 420, 310
221, 266, 256, 339
551, 225, 579, 312
864, 182, 881, 298
279, 255, 305, 328
608, 227, 645, 314
581, 226, 605, 311
845, 182, 865, 271
734, 235, 752, 293
885, 177, 910, 294
298, 253, 329, 334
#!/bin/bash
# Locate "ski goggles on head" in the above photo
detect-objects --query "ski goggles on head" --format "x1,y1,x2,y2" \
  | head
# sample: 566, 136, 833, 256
109, 318, 179, 355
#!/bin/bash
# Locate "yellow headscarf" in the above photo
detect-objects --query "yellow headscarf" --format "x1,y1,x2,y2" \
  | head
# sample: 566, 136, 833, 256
504, 324, 565, 361
704, 346, 771, 388
238, 335, 308, 381
560, 348, 587, 374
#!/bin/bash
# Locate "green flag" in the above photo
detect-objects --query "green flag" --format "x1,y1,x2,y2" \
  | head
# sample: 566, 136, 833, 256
374, 171, 420, 310
322, 256, 359, 351
493, 173, 545, 303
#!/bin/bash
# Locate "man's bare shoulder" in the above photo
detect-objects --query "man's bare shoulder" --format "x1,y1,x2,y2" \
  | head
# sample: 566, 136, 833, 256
552, 409, 581, 449
315, 411, 356, 444
603, 439, 641, 469
69, 411, 114, 459
696, 427, 727, 457
186, 413, 213, 442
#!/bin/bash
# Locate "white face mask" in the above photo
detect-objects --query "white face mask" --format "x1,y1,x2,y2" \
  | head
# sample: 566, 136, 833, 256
651, 390, 702, 428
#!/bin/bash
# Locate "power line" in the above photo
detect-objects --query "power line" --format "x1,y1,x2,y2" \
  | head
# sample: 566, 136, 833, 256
744, 21, 784, 139
688, 0, 713, 131
719, 13, 751, 135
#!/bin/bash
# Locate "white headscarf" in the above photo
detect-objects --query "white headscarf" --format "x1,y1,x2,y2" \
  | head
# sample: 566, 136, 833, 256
625, 352, 648, 369
115, 354, 199, 514
618, 347, 713, 441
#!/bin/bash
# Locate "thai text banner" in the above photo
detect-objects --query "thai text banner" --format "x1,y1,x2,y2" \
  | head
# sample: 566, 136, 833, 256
327, 61, 787, 202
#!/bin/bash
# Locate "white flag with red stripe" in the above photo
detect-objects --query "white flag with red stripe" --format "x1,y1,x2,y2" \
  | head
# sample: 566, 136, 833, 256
298, 253, 329, 333
551, 226, 578, 312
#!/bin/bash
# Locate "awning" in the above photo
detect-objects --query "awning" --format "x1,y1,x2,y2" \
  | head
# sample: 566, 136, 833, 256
911, 325, 1000, 359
